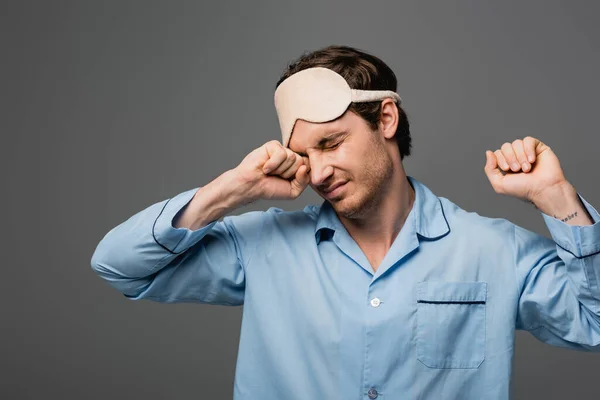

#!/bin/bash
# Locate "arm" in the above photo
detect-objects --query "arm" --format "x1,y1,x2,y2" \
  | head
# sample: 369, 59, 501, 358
484, 137, 600, 348
90, 169, 262, 305
515, 191, 600, 350
90, 140, 311, 304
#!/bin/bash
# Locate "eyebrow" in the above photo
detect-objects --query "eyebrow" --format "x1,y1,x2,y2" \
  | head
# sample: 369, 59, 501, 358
293, 131, 347, 156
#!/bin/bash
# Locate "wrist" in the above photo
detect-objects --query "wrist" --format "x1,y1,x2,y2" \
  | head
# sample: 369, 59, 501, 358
530, 181, 577, 217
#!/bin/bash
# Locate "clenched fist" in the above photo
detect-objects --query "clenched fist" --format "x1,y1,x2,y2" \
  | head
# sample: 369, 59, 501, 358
233, 140, 312, 200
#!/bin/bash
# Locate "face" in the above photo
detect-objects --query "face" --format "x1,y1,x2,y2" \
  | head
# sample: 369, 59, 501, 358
288, 110, 395, 219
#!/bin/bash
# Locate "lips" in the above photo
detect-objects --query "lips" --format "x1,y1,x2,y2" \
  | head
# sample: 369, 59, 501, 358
323, 182, 345, 193
322, 182, 347, 198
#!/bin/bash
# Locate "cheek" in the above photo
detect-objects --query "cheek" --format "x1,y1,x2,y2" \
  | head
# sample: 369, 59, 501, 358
335, 144, 365, 167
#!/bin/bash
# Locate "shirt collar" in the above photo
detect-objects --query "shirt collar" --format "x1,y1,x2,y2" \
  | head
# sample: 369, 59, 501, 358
314, 175, 450, 243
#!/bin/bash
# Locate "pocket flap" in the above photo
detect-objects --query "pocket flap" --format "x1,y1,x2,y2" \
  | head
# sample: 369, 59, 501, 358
417, 281, 487, 303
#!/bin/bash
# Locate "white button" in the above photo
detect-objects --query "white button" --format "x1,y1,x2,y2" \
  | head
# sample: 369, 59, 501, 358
368, 387, 378, 399
370, 298, 381, 307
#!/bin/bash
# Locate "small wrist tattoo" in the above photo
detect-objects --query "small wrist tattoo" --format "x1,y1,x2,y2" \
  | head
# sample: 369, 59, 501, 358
553, 211, 578, 222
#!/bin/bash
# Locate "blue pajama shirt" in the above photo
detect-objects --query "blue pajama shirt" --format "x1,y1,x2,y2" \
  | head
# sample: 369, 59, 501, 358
91, 176, 600, 400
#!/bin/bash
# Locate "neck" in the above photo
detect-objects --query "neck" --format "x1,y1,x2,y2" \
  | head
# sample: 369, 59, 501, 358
339, 170, 415, 251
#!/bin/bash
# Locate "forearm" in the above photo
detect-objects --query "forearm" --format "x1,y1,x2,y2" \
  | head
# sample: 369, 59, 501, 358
174, 169, 258, 230
531, 182, 594, 226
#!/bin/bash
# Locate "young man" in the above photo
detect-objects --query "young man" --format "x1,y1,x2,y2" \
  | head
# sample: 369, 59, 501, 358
91, 45, 600, 400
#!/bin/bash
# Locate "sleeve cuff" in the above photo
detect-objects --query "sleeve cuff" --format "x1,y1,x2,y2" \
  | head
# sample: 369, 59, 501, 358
152, 187, 218, 253
541, 193, 600, 258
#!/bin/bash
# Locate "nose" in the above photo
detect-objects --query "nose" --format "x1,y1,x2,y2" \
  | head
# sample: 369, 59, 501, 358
308, 156, 334, 187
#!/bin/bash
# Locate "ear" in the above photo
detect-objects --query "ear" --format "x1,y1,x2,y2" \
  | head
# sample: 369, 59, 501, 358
378, 98, 399, 140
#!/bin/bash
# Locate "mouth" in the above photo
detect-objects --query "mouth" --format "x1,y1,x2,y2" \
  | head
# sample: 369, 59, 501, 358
322, 182, 347, 198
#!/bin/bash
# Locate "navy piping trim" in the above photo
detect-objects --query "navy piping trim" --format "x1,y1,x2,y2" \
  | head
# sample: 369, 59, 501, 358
417, 300, 486, 304
417, 198, 451, 241
554, 241, 600, 259
152, 198, 180, 255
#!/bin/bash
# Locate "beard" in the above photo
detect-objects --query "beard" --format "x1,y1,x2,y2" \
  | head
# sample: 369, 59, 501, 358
332, 139, 395, 220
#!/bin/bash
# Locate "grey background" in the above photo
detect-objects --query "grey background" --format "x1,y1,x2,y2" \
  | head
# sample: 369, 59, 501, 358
2, 0, 599, 399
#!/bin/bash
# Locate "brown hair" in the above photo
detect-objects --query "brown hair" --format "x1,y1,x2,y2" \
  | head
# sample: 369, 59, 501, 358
276, 45, 412, 160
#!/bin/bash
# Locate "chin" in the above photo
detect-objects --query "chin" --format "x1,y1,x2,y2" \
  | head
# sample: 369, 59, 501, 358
336, 186, 384, 220
330, 194, 365, 219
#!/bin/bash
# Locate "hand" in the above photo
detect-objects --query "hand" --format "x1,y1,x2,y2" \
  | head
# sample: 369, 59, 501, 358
483, 137, 568, 203
233, 140, 311, 200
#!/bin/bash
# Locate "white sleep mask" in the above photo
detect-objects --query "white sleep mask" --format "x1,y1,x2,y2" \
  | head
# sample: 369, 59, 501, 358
274, 67, 402, 147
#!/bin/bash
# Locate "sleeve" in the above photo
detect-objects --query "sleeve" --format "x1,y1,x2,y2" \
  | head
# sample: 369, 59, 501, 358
515, 193, 600, 350
90, 187, 266, 305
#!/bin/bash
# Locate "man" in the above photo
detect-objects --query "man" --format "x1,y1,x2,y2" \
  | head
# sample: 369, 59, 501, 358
91, 45, 600, 400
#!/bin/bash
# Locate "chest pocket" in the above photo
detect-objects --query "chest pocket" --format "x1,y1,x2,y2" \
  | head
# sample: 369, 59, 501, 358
415, 281, 487, 369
